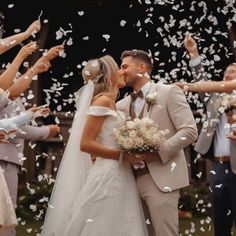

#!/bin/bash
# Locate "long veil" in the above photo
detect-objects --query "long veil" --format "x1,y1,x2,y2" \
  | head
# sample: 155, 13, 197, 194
40, 80, 94, 236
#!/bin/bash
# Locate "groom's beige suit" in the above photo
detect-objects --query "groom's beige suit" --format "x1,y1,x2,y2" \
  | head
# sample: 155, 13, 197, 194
117, 82, 198, 236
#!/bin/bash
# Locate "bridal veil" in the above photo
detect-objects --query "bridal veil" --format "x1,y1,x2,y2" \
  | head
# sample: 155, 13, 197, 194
40, 80, 94, 236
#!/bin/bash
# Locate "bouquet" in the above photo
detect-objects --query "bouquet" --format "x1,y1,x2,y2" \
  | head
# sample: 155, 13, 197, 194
219, 94, 236, 113
219, 94, 236, 124
113, 117, 166, 153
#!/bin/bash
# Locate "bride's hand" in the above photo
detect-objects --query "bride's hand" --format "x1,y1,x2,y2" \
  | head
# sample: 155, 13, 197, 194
91, 155, 96, 164
226, 129, 236, 141
123, 152, 145, 165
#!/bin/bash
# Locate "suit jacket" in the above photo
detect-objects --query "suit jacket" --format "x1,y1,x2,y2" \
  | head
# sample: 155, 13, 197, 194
0, 110, 33, 131
191, 62, 236, 173
116, 82, 198, 192
0, 98, 49, 166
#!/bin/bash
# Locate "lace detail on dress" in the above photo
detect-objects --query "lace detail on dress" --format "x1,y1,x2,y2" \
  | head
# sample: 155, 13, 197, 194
0, 168, 17, 227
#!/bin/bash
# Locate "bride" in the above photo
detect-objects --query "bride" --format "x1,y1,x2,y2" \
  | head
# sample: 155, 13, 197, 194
40, 55, 148, 236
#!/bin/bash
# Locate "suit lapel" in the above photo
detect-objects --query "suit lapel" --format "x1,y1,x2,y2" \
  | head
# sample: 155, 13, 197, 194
143, 82, 158, 118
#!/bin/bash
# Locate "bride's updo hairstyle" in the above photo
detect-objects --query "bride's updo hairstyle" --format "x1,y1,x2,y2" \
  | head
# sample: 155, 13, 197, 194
82, 55, 119, 97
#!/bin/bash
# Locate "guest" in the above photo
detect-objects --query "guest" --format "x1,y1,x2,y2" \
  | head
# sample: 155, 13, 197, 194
0, 44, 63, 236
176, 34, 236, 236
0, 166, 17, 235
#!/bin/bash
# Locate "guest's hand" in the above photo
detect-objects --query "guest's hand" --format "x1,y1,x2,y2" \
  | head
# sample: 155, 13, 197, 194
31, 44, 64, 74
25, 19, 41, 38
29, 105, 50, 118
226, 129, 236, 141
31, 60, 51, 74
42, 45, 64, 61
18, 41, 38, 60
184, 33, 199, 59
0, 130, 8, 143
47, 124, 60, 138
0, 129, 17, 143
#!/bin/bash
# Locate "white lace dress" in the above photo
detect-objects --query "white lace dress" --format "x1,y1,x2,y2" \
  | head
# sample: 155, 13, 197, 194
63, 107, 148, 236
0, 167, 17, 228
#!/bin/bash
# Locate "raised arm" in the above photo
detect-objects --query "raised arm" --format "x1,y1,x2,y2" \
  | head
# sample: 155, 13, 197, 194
0, 41, 38, 90
8, 44, 64, 100
184, 33, 199, 60
176, 79, 236, 93
0, 19, 41, 55
0, 105, 49, 131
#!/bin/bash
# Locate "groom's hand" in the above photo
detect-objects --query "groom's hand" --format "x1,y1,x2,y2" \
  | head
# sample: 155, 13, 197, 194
141, 152, 159, 162
123, 151, 159, 164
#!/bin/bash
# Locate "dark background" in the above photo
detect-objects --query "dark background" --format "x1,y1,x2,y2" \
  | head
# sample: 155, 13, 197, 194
0, 0, 236, 112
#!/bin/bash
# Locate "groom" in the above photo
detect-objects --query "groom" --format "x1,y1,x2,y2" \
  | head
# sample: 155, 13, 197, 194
116, 49, 198, 236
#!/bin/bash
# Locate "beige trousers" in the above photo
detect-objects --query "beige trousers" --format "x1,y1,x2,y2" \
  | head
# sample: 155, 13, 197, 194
136, 174, 179, 236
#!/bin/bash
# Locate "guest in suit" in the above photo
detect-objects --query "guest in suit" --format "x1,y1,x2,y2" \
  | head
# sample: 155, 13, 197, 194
0, 105, 50, 134
116, 49, 198, 236
176, 34, 236, 236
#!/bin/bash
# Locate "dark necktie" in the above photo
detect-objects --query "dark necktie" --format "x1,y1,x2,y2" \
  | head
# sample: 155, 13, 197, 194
131, 90, 144, 102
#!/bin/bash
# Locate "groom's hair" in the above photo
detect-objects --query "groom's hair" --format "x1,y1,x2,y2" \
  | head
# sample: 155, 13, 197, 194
120, 49, 153, 74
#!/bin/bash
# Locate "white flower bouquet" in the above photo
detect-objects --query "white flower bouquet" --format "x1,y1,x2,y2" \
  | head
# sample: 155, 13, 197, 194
219, 94, 236, 113
113, 117, 166, 152
219, 94, 236, 124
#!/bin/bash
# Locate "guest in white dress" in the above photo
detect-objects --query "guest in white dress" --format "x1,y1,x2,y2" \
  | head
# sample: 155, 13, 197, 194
41, 55, 148, 236
0, 166, 17, 235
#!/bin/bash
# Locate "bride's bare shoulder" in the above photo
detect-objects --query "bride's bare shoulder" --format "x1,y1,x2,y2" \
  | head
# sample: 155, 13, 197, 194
91, 94, 112, 108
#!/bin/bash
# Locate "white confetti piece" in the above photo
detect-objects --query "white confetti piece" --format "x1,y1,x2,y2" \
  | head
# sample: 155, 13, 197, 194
120, 20, 127, 27
78, 11, 84, 16
163, 186, 172, 192
171, 162, 177, 172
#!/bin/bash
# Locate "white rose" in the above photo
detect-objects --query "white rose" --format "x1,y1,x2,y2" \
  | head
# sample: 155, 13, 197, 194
133, 137, 144, 147
126, 121, 135, 129
129, 130, 137, 138
122, 138, 136, 149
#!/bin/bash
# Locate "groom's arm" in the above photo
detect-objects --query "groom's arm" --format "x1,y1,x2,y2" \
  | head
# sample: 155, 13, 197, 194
157, 85, 198, 164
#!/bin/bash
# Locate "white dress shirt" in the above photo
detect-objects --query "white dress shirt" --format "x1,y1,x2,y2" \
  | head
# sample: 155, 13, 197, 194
133, 82, 151, 117
214, 113, 230, 157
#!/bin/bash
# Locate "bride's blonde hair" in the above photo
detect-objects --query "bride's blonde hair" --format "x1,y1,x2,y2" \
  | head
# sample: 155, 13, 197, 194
82, 55, 119, 97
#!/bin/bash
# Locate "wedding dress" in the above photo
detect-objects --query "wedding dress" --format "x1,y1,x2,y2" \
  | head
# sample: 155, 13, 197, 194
0, 167, 17, 228
42, 107, 148, 236
41, 80, 148, 236
62, 106, 148, 236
